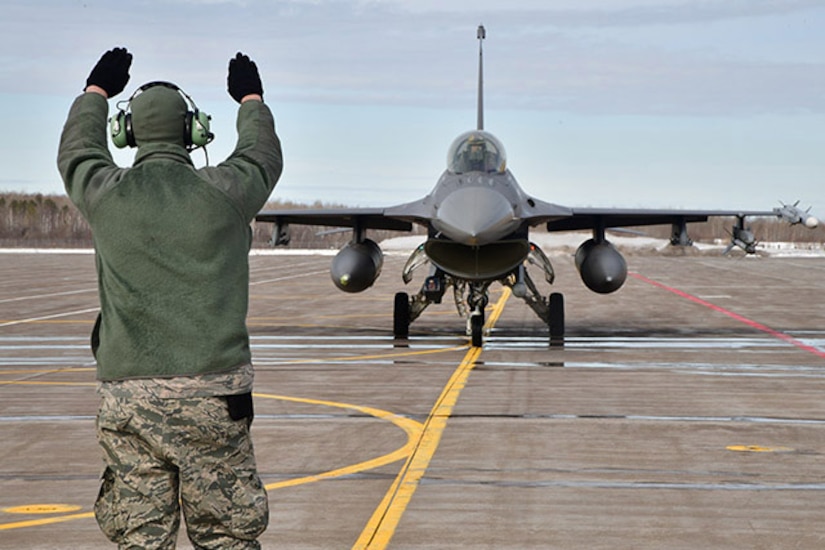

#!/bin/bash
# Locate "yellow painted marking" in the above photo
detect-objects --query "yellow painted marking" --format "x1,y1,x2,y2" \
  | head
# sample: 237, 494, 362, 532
0, 393, 425, 531
353, 288, 512, 550
3, 504, 82, 514
726, 445, 793, 453
0, 512, 94, 531
0, 310, 491, 534
255, 393, 424, 490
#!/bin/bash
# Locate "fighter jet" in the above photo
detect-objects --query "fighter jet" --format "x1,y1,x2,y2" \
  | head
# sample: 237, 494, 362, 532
256, 26, 818, 347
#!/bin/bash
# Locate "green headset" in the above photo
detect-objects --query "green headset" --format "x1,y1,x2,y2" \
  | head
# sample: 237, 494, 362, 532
109, 81, 213, 150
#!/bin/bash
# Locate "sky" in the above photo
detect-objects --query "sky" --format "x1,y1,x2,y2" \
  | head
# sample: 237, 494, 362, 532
1, 0, 824, 214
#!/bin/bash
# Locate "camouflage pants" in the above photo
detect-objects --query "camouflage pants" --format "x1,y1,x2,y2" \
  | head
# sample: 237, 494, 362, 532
95, 394, 268, 549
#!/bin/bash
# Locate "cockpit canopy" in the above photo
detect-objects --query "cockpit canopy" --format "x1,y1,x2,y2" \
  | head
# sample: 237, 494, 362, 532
446, 130, 507, 174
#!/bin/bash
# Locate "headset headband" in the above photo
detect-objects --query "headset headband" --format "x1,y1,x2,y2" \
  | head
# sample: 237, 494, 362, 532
126, 81, 199, 110
111, 81, 213, 151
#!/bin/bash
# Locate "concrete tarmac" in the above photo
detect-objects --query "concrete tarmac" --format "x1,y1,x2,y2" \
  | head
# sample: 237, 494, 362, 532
1, 248, 825, 549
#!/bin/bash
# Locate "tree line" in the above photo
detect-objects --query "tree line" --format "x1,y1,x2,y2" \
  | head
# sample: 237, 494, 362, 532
0, 192, 820, 249
1, 193, 91, 247
0, 193, 417, 248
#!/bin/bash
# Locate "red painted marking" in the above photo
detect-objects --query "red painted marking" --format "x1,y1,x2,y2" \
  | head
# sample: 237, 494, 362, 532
629, 271, 825, 360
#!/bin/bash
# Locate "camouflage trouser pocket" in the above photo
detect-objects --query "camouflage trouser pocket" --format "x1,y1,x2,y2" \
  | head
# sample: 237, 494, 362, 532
94, 467, 126, 543
182, 397, 269, 544
94, 396, 134, 543
219, 468, 269, 541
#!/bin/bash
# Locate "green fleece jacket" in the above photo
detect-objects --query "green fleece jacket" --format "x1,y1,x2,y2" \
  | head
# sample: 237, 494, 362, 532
57, 92, 282, 381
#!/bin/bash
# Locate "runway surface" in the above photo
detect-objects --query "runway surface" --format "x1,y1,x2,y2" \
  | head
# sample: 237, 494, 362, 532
1, 248, 825, 549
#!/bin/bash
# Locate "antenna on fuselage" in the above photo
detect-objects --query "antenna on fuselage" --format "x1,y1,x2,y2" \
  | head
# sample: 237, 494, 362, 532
477, 24, 485, 131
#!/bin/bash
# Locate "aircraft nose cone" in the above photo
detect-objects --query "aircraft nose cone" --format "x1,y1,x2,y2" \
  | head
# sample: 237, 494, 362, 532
433, 186, 518, 245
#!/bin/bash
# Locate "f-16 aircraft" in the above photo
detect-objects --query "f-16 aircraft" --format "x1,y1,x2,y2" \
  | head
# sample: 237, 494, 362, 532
256, 26, 818, 347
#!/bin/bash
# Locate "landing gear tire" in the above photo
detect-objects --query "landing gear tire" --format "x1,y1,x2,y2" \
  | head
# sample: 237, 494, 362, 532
393, 292, 410, 338
549, 292, 564, 346
470, 312, 484, 348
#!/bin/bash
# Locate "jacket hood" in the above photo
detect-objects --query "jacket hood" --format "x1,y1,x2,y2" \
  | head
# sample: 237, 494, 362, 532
130, 85, 187, 147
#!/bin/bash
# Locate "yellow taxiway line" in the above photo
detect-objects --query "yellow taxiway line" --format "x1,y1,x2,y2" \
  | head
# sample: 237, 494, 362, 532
353, 287, 511, 549
0, 294, 511, 538
255, 393, 425, 491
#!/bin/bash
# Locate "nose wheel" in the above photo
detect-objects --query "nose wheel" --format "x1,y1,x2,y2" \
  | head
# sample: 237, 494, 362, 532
469, 311, 484, 347
467, 292, 488, 348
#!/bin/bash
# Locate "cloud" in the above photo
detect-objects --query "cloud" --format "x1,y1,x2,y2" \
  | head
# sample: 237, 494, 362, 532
357, 0, 824, 25
2, 0, 824, 116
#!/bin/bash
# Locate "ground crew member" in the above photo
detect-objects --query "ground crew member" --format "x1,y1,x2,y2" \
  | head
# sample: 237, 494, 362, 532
57, 47, 282, 549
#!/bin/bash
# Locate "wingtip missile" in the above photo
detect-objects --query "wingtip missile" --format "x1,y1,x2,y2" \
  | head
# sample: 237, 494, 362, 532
774, 201, 819, 228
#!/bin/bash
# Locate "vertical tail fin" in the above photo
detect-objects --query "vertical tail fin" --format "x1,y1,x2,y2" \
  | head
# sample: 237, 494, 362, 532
477, 25, 486, 131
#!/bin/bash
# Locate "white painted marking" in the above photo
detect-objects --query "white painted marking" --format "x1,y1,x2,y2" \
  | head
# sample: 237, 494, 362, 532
0, 289, 96, 305
0, 308, 99, 328
250, 269, 329, 286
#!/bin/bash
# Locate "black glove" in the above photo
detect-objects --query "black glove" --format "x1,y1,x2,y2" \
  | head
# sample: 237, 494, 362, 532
227, 52, 263, 103
86, 47, 132, 97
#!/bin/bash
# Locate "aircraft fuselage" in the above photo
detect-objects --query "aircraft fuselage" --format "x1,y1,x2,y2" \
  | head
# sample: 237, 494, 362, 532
430, 171, 523, 246
422, 170, 531, 281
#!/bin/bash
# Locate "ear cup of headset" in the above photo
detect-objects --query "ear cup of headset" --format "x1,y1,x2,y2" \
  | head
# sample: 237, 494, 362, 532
110, 111, 133, 148
185, 109, 212, 148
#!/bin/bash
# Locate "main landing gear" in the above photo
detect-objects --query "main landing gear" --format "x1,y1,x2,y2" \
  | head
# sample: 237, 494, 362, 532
548, 292, 564, 347
393, 280, 565, 348
393, 291, 410, 338
394, 242, 564, 347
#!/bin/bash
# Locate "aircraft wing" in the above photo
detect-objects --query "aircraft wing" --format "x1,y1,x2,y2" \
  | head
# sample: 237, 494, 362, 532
255, 208, 414, 232
538, 207, 778, 233
491, 196, 781, 232
257, 203, 785, 235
